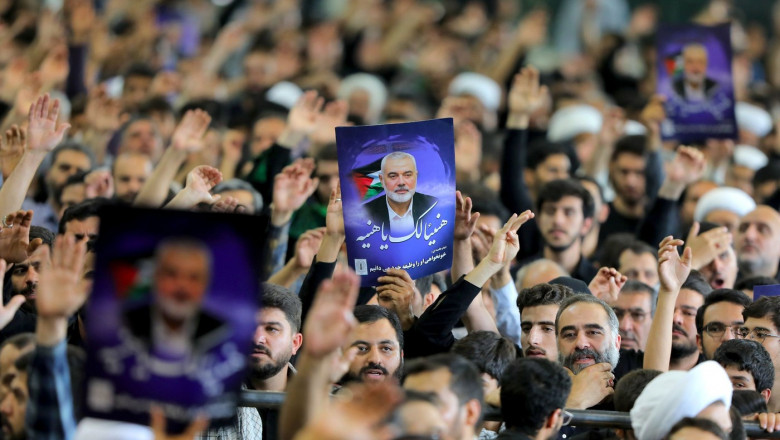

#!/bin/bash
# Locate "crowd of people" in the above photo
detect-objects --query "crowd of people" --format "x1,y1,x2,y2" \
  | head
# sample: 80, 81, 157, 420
0, 0, 779, 439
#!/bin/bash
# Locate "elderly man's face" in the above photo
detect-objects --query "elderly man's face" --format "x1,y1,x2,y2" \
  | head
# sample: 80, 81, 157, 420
704, 209, 741, 235
557, 302, 620, 374
154, 247, 210, 322
683, 46, 708, 84
380, 156, 417, 204
611, 291, 653, 351
735, 207, 780, 276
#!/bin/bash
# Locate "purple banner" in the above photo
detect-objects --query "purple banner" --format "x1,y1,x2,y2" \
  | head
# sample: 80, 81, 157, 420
336, 119, 456, 287
84, 206, 262, 431
656, 23, 737, 142
754, 284, 780, 300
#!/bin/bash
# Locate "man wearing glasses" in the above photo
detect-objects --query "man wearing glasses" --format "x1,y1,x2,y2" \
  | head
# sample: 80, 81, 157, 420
610, 280, 656, 351
696, 289, 752, 360
740, 296, 780, 412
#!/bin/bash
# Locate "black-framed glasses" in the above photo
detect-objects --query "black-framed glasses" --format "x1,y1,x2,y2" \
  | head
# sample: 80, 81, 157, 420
736, 327, 780, 343
703, 322, 742, 340
562, 410, 574, 426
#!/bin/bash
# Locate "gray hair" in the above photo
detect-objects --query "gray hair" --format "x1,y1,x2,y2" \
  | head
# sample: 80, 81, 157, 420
212, 179, 264, 214
556, 294, 620, 369
620, 280, 659, 316
380, 152, 417, 175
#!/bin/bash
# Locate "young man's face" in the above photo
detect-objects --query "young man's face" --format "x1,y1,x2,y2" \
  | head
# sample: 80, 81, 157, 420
532, 154, 570, 192
671, 288, 703, 360
344, 319, 402, 383
618, 250, 658, 287
315, 160, 339, 204
10, 248, 47, 313
113, 154, 152, 203
742, 316, 780, 369
610, 153, 646, 206
63, 216, 100, 242
0, 368, 26, 440
250, 308, 302, 382
46, 150, 91, 196
537, 196, 590, 252
699, 301, 744, 360
404, 367, 473, 440
520, 304, 560, 362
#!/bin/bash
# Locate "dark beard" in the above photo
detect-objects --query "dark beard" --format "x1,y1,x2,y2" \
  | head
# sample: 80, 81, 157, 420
14, 285, 36, 314
339, 360, 404, 385
670, 341, 698, 360
249, 345, 291, 381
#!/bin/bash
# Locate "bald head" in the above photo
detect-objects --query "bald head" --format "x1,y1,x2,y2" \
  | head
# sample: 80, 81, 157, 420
735, 206, 780, 278
516, 259, 568, 291
113, 152, 153, 203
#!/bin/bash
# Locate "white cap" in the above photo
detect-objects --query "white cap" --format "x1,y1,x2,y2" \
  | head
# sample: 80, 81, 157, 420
630, 361, 733, 440
547, 104, 603, 142
76, 418, 152, 440
694, 186, 756, 222
733, 144, 769, 171
265, 81, 303, 110
736, 102, 773, 138
624, 120, 647, 136
448, 72, 502, 111
338, 73, 388, 124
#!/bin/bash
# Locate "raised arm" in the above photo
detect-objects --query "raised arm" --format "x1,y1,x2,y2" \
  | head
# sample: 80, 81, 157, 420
0, 94, 70, 215
134, 109, 211, 208
643, 236, 692, 372
164, 166, 223, 210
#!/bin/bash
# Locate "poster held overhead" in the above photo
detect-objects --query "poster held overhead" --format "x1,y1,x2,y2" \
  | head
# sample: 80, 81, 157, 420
336, 118, 456, 287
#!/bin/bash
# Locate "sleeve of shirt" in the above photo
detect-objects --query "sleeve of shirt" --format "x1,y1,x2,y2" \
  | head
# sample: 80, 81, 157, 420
26, 340, 76, 440
490, 281, 522, 346
265, 221, 291, 279
499, 129, 532, 216
636, 197, 680, 248
299, 258, 337, 326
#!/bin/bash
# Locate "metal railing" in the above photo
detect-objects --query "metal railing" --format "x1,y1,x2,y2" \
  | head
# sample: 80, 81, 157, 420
239, 390, 780, 438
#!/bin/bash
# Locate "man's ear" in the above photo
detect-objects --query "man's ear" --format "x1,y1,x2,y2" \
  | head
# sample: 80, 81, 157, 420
580, 217, 593, 237
423, 292, 435, 309
696, 333, 703, 355
545, 408, 562, 429
463, 399, 482, 429
762, 388, 772, 404
524, 168, 535, 191
291, 332, 303, 355
599, 203, 610, 224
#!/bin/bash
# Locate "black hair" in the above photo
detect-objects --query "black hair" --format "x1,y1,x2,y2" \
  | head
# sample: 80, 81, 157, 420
261, 283, 303, 333
535, 178, 595, 219
681, 270, 713, 298
414, 275, 433, 298
58, 198, 110, 235
353, 305, 404, 351
526, 141, 572, 171
404, 354, 485, 427
577, 175, 605, 204
714, 339, 774, 393
451, 331, 517, 383
696, 289, 752, 336
610, 135, 648, 162
734, 276, 778, 293
500, 358, 571, 434
665, 417, 728, 440
753, 161, 780, 186
614, 369, 662, 412
517, 283, 575, 315
30, 226, 55, 247
314, 143, 339, 162
0, 332, 35, 352
124, 63, 156, 79
620, 280, 658, 316
138, 96, 174, 116
55, 171, 89, 207
744, 296, 780, 338
731, 389, 768, 416
50, 142, 96, 171
596, 233, 638, 268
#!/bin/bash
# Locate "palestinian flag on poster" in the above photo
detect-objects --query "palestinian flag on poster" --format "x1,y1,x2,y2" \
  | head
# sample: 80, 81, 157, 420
351, 157, 384, 201
664, 51, 683, 77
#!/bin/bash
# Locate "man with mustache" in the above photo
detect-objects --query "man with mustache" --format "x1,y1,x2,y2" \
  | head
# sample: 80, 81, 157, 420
610, 280, 655, 351
363, 152, 438, 237
199, 284, 303, 440
517, 283, 575, 361
340, 305, 404, 384
519, 178, 597, 282
672, 43, 719, 101
735, 206, 780, 281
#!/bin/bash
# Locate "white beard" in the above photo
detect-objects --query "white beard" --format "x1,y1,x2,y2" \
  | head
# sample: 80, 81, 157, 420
157, 295, 198, 322
386, 188, 414, 203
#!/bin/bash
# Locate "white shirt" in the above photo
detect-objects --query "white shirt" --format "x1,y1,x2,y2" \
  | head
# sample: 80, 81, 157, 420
152, 309, 196, 357
684, 81, 706, 101
386, 197, 415, 236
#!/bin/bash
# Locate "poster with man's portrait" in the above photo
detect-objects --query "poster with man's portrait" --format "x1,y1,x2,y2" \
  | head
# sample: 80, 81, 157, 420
84, 206, 262, 431
336, 119, 455, 287
656, 23, 737, 142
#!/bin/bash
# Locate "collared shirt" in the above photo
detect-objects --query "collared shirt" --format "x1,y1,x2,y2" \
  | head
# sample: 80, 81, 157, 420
386, 196, 414, 236
684, 81, 706, 101
21, 198, 59, 233
26, 340, 77, 440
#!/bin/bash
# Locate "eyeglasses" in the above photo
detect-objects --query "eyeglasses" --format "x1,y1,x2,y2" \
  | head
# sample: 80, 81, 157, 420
736, 327, 780, 343
562, 410, 574, 426
612, 308, 649, 323
703, 322, 742, 340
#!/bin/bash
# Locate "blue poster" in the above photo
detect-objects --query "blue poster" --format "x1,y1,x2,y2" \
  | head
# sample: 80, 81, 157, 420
84, 206, 262, 431
754, 284, 780, 300
336, 119, 455, 286
656, 23, 737, 142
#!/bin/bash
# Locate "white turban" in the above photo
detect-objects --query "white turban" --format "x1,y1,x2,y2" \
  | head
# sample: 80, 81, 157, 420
338, 73, 388, 125
547, 104, 603, 142
448, 72, 502, 111
265, 81, 303, 110
694, 186, 756, 223
630, 361, 732, 440
736, 102, 773, 138
733, 144, 769, 171
624, 120, 647, 136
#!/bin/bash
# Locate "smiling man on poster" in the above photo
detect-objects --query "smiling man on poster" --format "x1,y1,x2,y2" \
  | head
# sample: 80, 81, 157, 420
363, 151, 438, 238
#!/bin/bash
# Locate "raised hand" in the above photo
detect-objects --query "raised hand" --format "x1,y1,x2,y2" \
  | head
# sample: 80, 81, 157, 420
171, 109, 212, 152
0, 125, 26, 179
85, 85, 122, 133
84, 170, 114, 199
485, 211, 535, 268
27, 94, 71, 152
0, 210, 42, 264
376, 268, 418, 329
453, 190, 480, 241
325, 184, 344, 238
35, 235, 88, 320
287, 90, 325, 135
566, 363, 615, 409
294, 227, 325, 269
657, 236, 692, 294
507, 67, 548, 128
272, 158, 319, 225
588, 267, 627, 304
183, 166, 223, 205
211, 196, 244, 214
686, 222, 732, 270
303, 270, 360, 359
150, 406, 209, 440
311, 100, 350, 146
666, 146, 706, 186
0, 259, 24, 330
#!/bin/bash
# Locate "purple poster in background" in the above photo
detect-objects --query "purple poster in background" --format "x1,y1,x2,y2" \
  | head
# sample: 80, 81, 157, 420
84, 206, 262, 431
336, 119, 455, 287
656, 23, 737, 142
